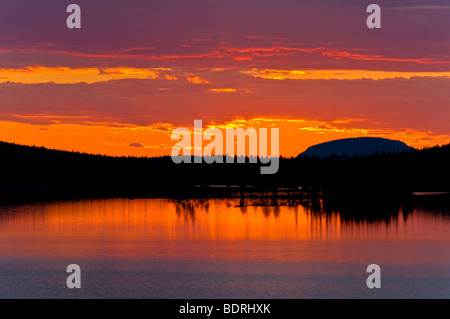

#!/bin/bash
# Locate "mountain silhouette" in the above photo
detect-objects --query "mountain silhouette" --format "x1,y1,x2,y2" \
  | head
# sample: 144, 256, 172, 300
0, 140, 449, 204
299, 137, 415, 158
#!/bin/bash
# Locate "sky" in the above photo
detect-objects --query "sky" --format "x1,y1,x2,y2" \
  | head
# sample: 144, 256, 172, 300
0, 0, 449, 157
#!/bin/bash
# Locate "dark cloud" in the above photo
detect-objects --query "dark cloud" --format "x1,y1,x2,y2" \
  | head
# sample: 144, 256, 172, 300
129, 143, 144, 148
0, 0, 449, 70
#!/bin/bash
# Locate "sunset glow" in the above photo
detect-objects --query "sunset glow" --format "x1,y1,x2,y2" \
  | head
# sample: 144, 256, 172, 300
1, 1, 450, 302
0, 0, 449, 157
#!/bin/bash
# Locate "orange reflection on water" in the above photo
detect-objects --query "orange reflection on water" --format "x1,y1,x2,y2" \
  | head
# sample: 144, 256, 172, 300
0, 198, 342, 240
0, 198, 448, 262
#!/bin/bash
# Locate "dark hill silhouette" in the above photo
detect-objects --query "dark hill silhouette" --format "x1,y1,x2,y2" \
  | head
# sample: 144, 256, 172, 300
0, 140, 449, 203
299, 137, 415, 158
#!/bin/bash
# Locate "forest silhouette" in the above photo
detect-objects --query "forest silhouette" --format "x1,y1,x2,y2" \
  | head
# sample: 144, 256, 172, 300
0, 140, 449, 204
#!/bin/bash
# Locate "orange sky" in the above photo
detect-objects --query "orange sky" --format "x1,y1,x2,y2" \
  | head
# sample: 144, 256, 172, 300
0, 116, 448, 158
0, 1, 449, 157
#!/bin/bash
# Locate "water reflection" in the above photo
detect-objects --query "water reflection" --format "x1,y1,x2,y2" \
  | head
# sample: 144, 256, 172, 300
165, 196, 450, 242
0, 197, 449, 248
0, 197, 449, 298
299, 198, 412, 224
170, 195, 440, 224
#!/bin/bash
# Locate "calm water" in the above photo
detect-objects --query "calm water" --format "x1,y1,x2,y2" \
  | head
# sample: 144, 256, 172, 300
0, 197, 449, 298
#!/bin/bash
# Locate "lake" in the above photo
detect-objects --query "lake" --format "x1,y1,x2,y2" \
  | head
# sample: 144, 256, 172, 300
0, 197, 449, 298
